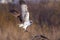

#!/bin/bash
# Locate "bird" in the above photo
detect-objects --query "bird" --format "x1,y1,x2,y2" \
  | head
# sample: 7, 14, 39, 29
18, 0, 32, 30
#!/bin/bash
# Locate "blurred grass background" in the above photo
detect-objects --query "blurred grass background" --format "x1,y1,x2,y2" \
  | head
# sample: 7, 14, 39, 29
0, 1, 60, 40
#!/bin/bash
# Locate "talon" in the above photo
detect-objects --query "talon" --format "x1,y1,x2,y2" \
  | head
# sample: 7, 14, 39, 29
18, 24, 24, 27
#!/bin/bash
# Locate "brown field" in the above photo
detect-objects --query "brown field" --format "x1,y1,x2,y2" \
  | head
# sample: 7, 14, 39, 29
0, 1, 60, 40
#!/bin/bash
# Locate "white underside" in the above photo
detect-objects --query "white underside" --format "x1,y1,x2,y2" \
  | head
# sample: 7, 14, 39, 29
18, 4, 32, 30
18, 21, 31, 30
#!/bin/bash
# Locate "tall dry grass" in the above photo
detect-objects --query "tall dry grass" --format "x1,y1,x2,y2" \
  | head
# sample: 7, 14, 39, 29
0, 1, 60, 40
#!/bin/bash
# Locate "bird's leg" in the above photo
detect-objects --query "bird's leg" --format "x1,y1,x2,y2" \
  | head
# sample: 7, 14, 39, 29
18, 23, 24, 27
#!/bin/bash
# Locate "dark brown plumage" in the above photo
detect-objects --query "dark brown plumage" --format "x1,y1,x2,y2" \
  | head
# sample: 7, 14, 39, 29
19, 0, 26, 5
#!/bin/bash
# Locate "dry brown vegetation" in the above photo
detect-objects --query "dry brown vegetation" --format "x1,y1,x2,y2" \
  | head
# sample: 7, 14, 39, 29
0, 1, 60, 40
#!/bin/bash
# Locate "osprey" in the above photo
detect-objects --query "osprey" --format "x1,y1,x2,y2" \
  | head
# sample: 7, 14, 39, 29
18, 0, 32, 30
